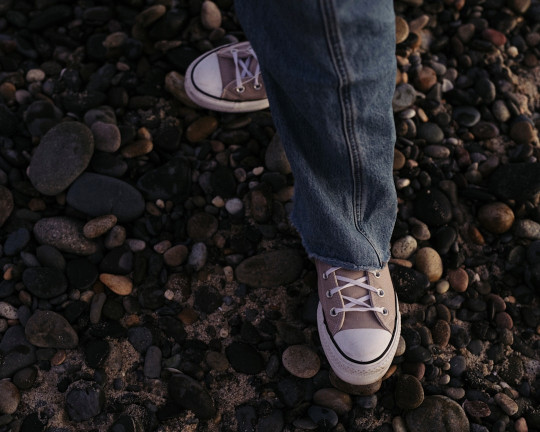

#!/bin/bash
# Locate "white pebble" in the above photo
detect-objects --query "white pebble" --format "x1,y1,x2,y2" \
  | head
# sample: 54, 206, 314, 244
164, 290, 174, 301
188, 242, 207, 270
436, 280, 450, 294
252, 166, 264, 176
223, 266, 234, 282
0, 302, 18, 320
126, 239, 146, 252
225, 198, 243, 215
26, 69, 46, 83
212, 196, 225, 207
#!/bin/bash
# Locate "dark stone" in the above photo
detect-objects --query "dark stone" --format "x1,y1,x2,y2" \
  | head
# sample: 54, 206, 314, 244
168, 373, 216, 420
0, 326, 37, 379
99, 245, 133, 275
25, 310, 78, 349
236, 405, 257, 432
127, 326, 153, 353
414, 189, 453, 226
22, 267, 67, 299
405, 395, 469, 432
225, 342, 264, 374
489, 163, 540, 201
136, 158, 191, 202
66, 259, 98, 290
235, 250, 304, 288
84, 339, 110, 369
24, 100, 63, 136
210, 166, 237, 198
390, 265, 431, 303
4, 228, 31, 255
0, 104, 17, 136
66, 173, 144, 222
193, 285, 222, 314
65, 382, 105, 421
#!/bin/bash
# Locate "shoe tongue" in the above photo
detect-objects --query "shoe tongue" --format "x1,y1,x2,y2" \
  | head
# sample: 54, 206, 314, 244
334, 269, 381, 331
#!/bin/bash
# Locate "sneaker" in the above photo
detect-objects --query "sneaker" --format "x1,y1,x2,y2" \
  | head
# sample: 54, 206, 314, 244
184, 41, 269, 113
316, 260, 401, 385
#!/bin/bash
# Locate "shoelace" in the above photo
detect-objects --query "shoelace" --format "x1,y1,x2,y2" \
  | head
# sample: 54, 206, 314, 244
231, 47, 262, 93
323, 267, 388, 317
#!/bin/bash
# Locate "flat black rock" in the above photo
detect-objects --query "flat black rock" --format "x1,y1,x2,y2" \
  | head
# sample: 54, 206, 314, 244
66, 173, 144, 222
65, 382, 105, 421
389, 264, 431, 303
414, 188, 452, 226
489, 163, 540, 201
136, 157, 191, 201
168, 373, 216, 420
0, 326, 37, 379
226, 342, 264, 375
66, 258, 98, 290
22, 267, 67, 299
25, 310, 79, 349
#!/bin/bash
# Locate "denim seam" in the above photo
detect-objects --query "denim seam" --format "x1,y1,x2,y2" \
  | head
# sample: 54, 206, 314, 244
318, 0, 383, 268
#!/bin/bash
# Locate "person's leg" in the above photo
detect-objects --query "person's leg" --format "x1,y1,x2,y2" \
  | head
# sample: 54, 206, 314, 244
234, 0, 400, 386
235, 0, 397, 271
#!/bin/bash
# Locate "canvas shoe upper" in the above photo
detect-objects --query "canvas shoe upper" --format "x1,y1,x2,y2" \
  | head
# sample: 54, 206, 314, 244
316, 260, 400, 385
184, 41, 269, 113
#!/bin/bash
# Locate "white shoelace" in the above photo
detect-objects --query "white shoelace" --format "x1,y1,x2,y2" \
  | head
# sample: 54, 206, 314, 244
323, 267, 388, 317
231, 47, 261, 93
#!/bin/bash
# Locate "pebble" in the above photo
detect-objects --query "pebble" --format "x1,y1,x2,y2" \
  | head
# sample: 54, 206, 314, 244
415, 247, 443, 282
405, 396, 470, 432
188, 242, 207, 270
265, 133, 291, 174
186, 116, 218, 143
414, 66, 438, 93
235, 250, 303, 288
393, 83, 417, 112
4, 228, 31, 256
390, 264, 430, 303
136, 157, 191, 201
0, 186, 13, 228
308, 405, 338, 428
395, 16, 409, 44
395, 375, 424, 409
144, 346, 162, 379
25, 310, 78, 349
463, 400, 491, 418
201, 1, 222, 30
477, 202, 515, 234
494, 393, 519, 415
0, 381, 20, 414
447, 268, 469, 293
226, 342, 264, 375
83, 215, 117, 239
91, 121, 121, 153
414, 189, 452, 226
282, 345, 320, 379
515, 219, 540, 240
312, 388, 352, 415
432, 320, 451, 347
27, 122, 94, 196
329, 370, 381, 396
163, 245, 188, 267
99, 274, 133, 295
65, 382, 104, 421
22, 267, 67, 299
392, 235, 417, 259
205, 351, 229, 372
0, 303, 18, 320
187, 212, 218, 241
489, 163, 540, 201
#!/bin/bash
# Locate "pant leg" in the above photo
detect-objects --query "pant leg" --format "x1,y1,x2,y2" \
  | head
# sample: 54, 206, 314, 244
235, 0, 397, 271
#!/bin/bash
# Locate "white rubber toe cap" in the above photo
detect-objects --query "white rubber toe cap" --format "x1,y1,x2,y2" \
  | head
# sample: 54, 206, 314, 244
190, 54, 223, 98
333, 328, 392, 363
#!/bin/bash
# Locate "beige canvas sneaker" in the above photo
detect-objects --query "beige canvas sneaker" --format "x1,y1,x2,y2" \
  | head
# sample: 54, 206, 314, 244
184, 41, 269, 113
315, 260, 401, 385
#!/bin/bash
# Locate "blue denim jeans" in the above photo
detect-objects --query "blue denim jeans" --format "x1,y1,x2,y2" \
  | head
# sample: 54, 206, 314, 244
235, 0, 397, 271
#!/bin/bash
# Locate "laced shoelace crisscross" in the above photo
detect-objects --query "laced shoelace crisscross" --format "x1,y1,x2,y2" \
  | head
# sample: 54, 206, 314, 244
230, 47, 262, 93
323, 267, 388, 317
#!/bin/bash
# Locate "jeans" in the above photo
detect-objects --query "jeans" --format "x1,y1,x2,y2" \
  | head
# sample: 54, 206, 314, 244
235, 0, 397, 271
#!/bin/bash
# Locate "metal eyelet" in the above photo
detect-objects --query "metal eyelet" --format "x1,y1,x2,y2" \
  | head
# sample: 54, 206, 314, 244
253, 83, 262, 90
374, 270, 381, 278
382, 308, 389, 316
330, 308, 338, 317
235, 86, 245, 94
325, 290, 333, 298
378, 289, 385, 297
322, 272, 328, 280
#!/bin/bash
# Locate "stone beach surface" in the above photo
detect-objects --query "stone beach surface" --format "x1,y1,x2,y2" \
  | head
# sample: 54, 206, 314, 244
0, 0, 539, 431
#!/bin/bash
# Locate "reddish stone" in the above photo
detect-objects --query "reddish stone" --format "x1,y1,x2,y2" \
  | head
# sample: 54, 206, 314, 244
482, 28, 507, 46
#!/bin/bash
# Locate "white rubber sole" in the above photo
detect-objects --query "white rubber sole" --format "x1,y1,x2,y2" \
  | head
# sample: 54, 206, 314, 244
317, 301, 401, 386
184, 59, 269, 113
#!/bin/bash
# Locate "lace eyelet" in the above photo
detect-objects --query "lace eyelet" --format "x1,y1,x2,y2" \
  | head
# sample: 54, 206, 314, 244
330, 308, 338, 317
325, 290, 333, 298
253, 83, 262, 90
235, 86, 245, 94
382, 308, 389, 316
378, 289, 385, 297
322, 272, 328, 280
374, 270, 381, 278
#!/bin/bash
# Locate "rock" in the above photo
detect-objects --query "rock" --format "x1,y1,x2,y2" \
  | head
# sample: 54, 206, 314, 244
84, 339, 109, 369
0, 326, 37, 379
489, 163, 540, 201
414, 189, 452, 226
308, 405, 338, 428
393, 83, 417, 112
187, 213, 218, 241
99, 274, 133, 295
236, 250, 303, 288
313, 388, 352, 415
447, 268, 469, 293
392, 235, 418, 259
4, 227, 31, 255
477, 202, 514, 234
0, 104, 18, 136
193, 285, 222, 313
83, 215, 117, 239
483, 28, 507, 46
432, 320, 451, 347
34, 217, 98, 256
22, 267, 67, 299
282, 345, 320, 378
463, 400, 491, 418
136, 158, 191, 201
65, 382, 105, 421
395, 16, 409, 44
406, 396, 470, 432
395, 375, 424, 409
188, 242, 207, 270
453, 106, 481, 128
163, 245, 188, 267
0, 380, 20, 414
144, 346, 162, 378
90, 121, 121, 152
0, 302, 17, 320
186, 116, 218, 142
67, 173, 145, 222
265, 133, 291, 174
390, 264, 431, 303
225, 342, 264, 374
494, 393, 518, 415
168, 373, 216, 420
201, 1, 221, 30
415, 247, 443, 282
0, 186, 13, 227
394, 149, 406, 170
515, 219, 540, 240
414, 67, 438, 93
27, 122, 94, 196
418, 122, 444, 144
25, 310, 78, 349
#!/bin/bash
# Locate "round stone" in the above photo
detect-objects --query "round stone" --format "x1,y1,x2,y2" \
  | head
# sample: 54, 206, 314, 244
477, 202, 514, 234
313, 388, 352, 415
282, 345, 320, 379
201, 1, 222, 30
0, 380, 20, 414
99, 274, 133, 295
432, 320, 451, 347
187, 212, 219, 241
414, 66, 438, 92
83, 214, 117, 239
447, 268, 469, 293
393, 83, 417, 112
25, 310, 78, 349
395, 16, 409, 44
236, 250, 304, 288
66, 382, 105, 421
463, 400, 491, 418
91, 121, 121, 153
163, 245, 189, 267
392, 235, 418, 259
418, 122, 444, 144
415, 247, 443, 282
405, 396, 469, 432
494, 393, 518, 415
395, 375, 424, 409
225, 342, 264, 375
186, 116, 218, 143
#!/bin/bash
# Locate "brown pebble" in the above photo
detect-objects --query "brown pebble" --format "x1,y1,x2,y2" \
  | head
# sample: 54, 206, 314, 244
382, 364, 398, 380
414, 66, 437, 92
463, 399, 491, 418
187, 212, 219, 241
313, 388, 352, 415
432, 320, 451, 347
447, 268, 469, 293
402, 362, 426, 380
124, 314, 140, 327
28, 198, 46, 211
486, 293, 506, 312
0, 381, 20, 414
514, 417, 528, 432
395, 374, 424, 409
178, 307, 199, 325
51, 349, 67, 366
468, 225, 485, 245
436, 304, 452, 322
282, 345, 320, 379
329, 370, 381, 395
389, 258, 413, 268
186, 116, 218, 143
201, 1, 222, 30
164, 245, 189, 267
510, 121, 536, 144
99, 274, 133, 295
482, 28, 507, 46
121, 139, 153, 158
477, 202, 515, 234
395, 16, 409, 44
153, 240, 172, 254
415, 247, 443, 282
495, 311, 513, 329
394, 149, 406, 170
83, 215, 117, 239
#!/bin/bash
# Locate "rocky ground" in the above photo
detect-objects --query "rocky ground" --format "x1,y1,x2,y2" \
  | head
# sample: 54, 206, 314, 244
0, 0, 539, 431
